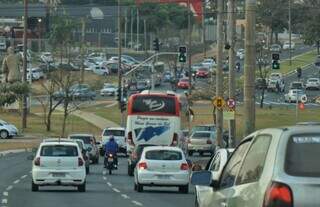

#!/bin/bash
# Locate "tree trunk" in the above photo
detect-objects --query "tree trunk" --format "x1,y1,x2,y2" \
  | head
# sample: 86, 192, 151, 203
275, 32, 279, 44
61, 100, 68, 137
270, 29, 274, 45
260, 89, 265, 109
47, 110, 52, 131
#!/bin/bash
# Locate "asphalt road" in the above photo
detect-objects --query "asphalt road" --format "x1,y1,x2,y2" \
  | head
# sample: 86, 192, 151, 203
0, 152, 208, 207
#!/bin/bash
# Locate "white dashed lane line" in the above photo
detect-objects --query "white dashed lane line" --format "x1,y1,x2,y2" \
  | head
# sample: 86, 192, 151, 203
1, 199, 7, 204
102, 171, 106, 175
103, 176, 107, 180
121, 194, 130, 199
107, 182, 112, 187
5, 186, 12, 191
13, 179, 20, 184
132, 200, 143, 206
112, 188, 120, 193
2, 192, 8, 197
21, 175, 27, 179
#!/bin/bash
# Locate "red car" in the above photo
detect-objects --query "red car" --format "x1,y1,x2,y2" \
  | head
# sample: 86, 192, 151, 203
196, 68, 209, 78
177, 78, 190, 89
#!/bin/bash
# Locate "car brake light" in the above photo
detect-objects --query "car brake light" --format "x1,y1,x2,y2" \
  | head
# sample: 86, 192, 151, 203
138, 162, 147, 170
263, 182, 293, 207
34, 157, 40, 166
78, 157, 84, 166
207, 139, 212, 144
171, 133, 178, 146
180, 163, 189, 170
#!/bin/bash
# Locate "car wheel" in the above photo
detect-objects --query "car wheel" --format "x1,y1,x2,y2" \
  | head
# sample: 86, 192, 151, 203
128, 164, 134, 176
86, 166, 90, 175
136, 183, 143, 192
31, 181, 39, 192
178, 185, 189, 194
188, 151, 193, 156
78, 182, 86, 192
0, 130, 9, 139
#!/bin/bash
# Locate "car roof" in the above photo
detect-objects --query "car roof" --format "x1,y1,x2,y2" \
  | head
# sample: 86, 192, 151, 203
40, 141, 79, 147
193, 130, 213, 134
68, 134, 94, 137
104, 127, 125, 131
142, 146, 183, 152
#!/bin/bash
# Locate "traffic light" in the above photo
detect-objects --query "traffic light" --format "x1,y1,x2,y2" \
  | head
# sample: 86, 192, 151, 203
153, 38, 159, 52
116, 88, 121, 102
178, 46, 187, 63
272, 53, 280, 69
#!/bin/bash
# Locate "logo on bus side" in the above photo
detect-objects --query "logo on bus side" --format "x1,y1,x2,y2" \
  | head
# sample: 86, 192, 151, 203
136, 126, 170, 142
142, 99, 165, 111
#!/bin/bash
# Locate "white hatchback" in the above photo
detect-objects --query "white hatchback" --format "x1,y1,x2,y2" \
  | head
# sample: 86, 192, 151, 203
31, 142, 86, 192
134, 146, 190, 193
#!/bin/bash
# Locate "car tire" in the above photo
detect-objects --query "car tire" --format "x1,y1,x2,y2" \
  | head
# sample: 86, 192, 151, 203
78, 182, 86, 192
128, 164, 134, 176
31, 181, 39, 192
179, 185, 189, 194
188, 151, 193, 156
86, 166, 90, 175
0, 130, 9, 139
134, 183, 137, 191
136, 183, 143, 192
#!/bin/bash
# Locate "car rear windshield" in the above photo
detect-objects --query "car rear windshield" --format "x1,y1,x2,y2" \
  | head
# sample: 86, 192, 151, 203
145, 150, 182, 160
103, 130, 125, 137
192, 132, 211, 139
193, 126, 216, 131
285, 135, 320, 177
70, 136, 91, 144
40, 145, 78, 157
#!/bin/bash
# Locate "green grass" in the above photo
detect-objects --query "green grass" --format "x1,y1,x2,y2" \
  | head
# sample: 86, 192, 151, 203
279, 50, 317, 74
82, 104, 123, 125
0, 110, 101, 137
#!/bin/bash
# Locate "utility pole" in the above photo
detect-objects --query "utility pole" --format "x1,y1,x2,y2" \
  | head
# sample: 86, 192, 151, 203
216, 0, 224, 147
202, 0, 206, 58
244, 0, 256, 136
227, 0, 236, 147
288, 0, 292, 66
144, 19, 147, 56
187, 0, 192, 94
136, 8, 139, 51
130, 9, 133, 50
22, 0, 28, 129
124, 10, 127, 49
118, 0, 123, 126
80, 17, 85, 83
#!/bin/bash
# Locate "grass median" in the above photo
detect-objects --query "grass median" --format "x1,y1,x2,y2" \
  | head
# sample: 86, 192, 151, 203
279, 50, 317, 74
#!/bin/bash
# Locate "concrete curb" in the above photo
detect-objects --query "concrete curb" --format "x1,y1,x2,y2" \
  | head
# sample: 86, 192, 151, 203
0, 148, 31, 157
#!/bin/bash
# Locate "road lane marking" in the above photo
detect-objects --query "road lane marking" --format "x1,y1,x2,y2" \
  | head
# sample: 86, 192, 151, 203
132, 200, 143, 206
21, 175, 27, 179
121, 194, 130, 199
103, 176, 107, 180
1, 199, 7, 204
13, 179, 20, 184
103, 171, 106, 175
2, 192, 8, 197
112, 188, 120, 193
6, 186, 12, 191
107, 182, 112, 187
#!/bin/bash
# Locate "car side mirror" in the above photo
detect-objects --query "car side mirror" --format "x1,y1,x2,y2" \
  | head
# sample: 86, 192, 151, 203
191, 171, 219, 188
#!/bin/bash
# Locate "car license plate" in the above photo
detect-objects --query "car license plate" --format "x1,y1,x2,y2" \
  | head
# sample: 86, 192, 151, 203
108, 158, 114, 162
52, 172, 65, 177
157, 175, 170, 179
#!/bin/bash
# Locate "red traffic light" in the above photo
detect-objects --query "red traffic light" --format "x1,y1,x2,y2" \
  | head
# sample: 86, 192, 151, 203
299, 102, 305, 110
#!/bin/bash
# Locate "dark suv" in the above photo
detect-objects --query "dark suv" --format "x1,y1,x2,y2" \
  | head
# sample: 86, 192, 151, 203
127, 144, 155, 176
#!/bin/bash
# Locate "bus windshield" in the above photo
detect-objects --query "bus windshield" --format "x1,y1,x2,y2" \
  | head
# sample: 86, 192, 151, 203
131, 95, 177, 115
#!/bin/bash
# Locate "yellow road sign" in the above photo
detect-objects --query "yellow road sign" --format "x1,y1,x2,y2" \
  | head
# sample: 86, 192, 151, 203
212, 96, 225, 109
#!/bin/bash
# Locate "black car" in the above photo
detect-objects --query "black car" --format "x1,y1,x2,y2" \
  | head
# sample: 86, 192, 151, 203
127, 144, 155, 176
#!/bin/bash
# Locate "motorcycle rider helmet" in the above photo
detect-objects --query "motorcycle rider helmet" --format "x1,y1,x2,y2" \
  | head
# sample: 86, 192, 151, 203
109, 135, 115, 141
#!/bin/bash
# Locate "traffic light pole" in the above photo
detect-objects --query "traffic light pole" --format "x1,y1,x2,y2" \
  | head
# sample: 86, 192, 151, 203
117, 0, 124, 127
187, 0, 192, 95
22, 0, 28, 129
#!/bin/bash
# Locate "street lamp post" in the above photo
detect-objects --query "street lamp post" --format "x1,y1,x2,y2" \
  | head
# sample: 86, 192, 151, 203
38, 18, 42, 53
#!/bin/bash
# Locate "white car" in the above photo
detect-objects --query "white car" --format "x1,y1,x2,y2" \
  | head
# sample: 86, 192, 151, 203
100, 84, 117, 96
306, 78, 320, 90
192, 124, 320, 207
134, 146, 190, 193
194, 148, 234, 207
40, 52, 54, 63
101, 127, 126, 155
283, 41, 295, 50
267, 78, 285, 92
27, 68, 44, 81
93, 66, 109, 76
285, 89, 307, 103
31, 141, 86, 192
269, 72, 283, 81
0, 119, 18, 139
201, 58, 216, 69
236, 49, 245, 59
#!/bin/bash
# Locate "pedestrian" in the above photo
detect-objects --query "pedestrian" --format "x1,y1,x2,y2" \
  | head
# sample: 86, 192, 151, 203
276, 81, 280, 93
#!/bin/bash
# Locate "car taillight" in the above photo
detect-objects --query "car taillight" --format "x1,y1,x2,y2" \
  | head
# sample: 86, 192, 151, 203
138, 162, 147, 170
263, 182, 293, 207
78, 157, 84, 166
34, 157, 40, 166
207, 139, 212, 144
171, 133, 178, 146
180, 163, 189, 171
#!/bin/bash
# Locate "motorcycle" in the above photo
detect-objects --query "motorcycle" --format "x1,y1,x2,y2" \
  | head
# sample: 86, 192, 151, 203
105, 153, 117, 175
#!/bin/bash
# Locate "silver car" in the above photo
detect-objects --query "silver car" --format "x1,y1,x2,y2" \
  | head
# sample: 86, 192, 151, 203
187, 131, 216, 156
192, 124, 320, 207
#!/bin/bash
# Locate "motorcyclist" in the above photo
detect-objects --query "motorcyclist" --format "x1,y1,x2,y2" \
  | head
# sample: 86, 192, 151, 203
104, 135, 118, 169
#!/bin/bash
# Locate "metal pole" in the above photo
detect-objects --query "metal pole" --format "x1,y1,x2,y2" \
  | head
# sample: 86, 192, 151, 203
22, 0, 28, 129
136, 8, 139, 51
118, 0, 123, 126
228, 0, 236, 147
202, 0, 206, 58
216, 0, 224, 147
151, 60, 155, 90
288, 0, 292, 66
144, 19, 147, 55
124, 10, 127, 49
187, 0, 192, 94
296, 92, 299, 123
130, 9, 133, 50
244, 0, 256, 136
80, 18, 85, 83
